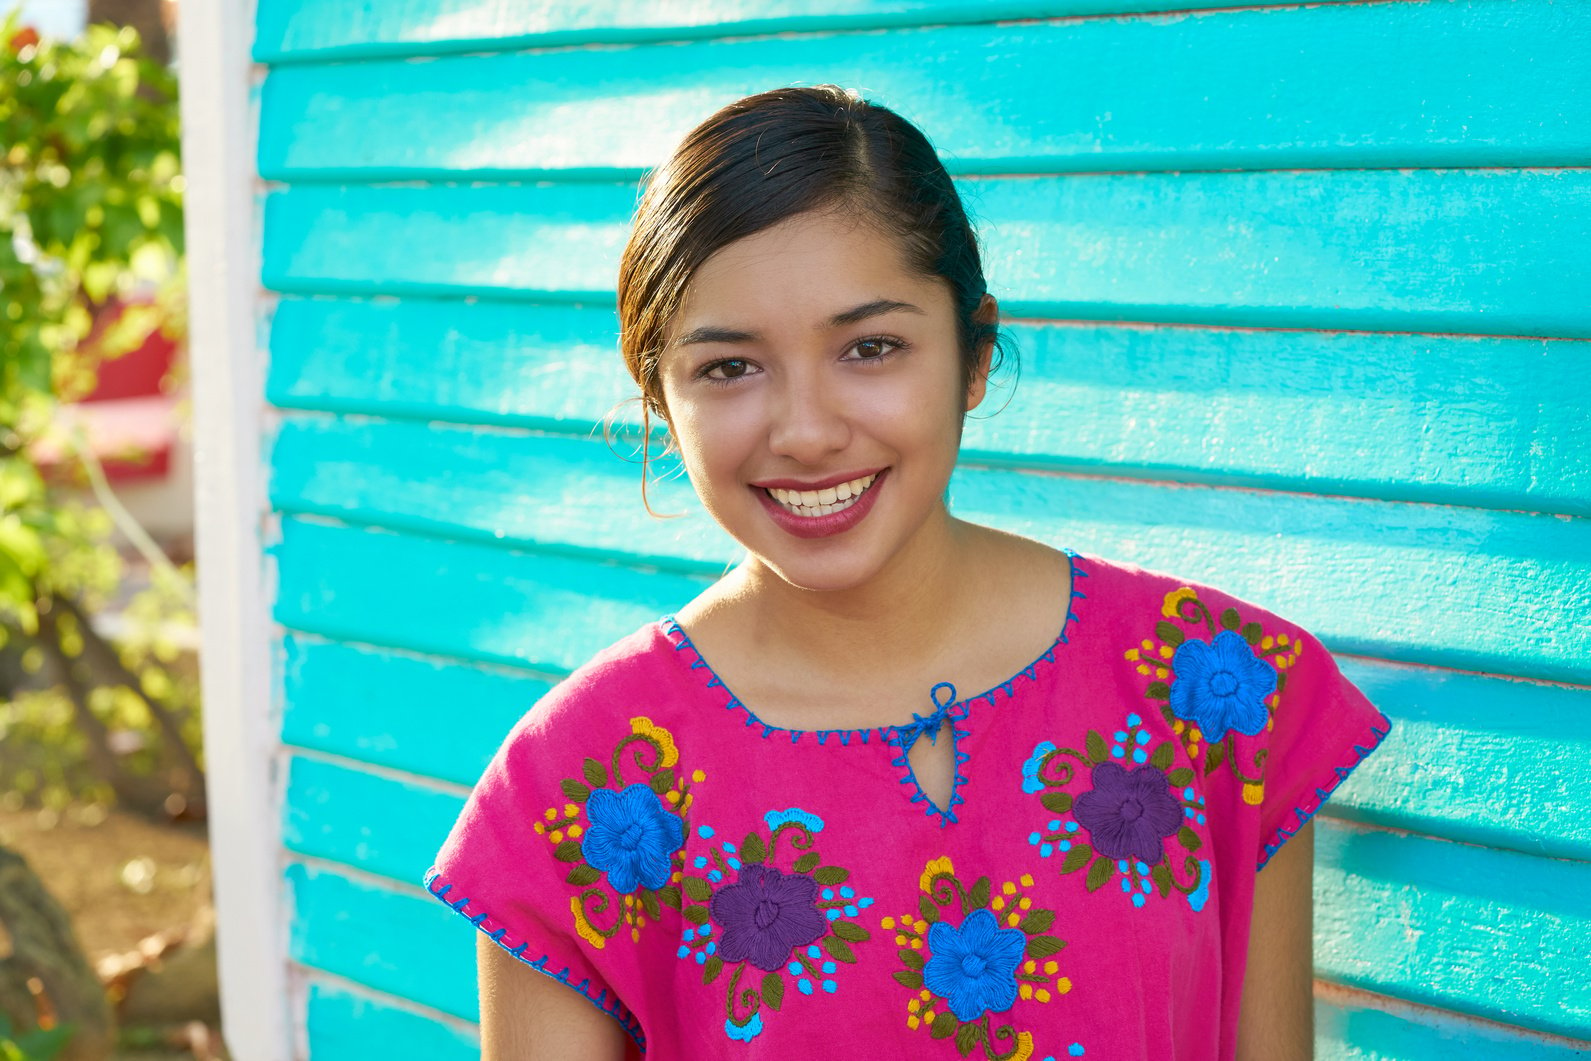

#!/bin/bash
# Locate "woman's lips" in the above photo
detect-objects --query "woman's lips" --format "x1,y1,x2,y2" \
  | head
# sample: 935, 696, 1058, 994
753, 469, 888, 540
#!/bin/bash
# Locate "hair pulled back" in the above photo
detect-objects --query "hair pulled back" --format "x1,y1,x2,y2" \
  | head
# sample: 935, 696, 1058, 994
617, 84, 1009, 432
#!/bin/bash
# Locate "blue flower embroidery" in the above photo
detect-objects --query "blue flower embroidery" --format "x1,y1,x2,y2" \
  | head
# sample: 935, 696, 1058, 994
922, 908, 1025, 1022
1169, 629, 1276, 742
580, 782, 684, 894
726, 1013, 763, 1041
1020, 741, 1057, 794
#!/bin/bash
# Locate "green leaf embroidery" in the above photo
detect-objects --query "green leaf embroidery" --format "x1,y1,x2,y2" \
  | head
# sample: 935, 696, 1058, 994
1152, 862, 1174, 897
1205, 742, 1226, 774
893, 970, 923, 989
1155, 620, 1185, 646
823, 936, 856, 964
703, 955, 724, 984
900, 947, 925, 969
761, 972, 784, 1011
1145, 681, 1171, 700
1038, 791, 1072, 814
920, 895, 940, 923
931, 1010, 958, 1039
560, 778, 591, 803
1018, 908, 1055, 935
1060, 843, 1092, 874
553, 841, 583, 863
1150, 741, 1174, 770
582, 758, 608, 789
640, 889, 661, 921
682, 876, 712, 902
648, 769, 674, 796
684, 905, 709, 925
1178, 826, 1202, 852
966, 877, 991, 911
793, 852, 820, 874
1085, 855, 1115, 893
955, 1020, 985, 1056
565, 864, 600, 886
1085, 730, 1107, 764
831, 921, 867, 943
740, 833, 767, 865
656, 885, 682, 909
1241, 621, 1264, 645
814, 865, 849, 885
1025, 934, 1065, 958
1168, 767, 1195, 787
1221, 607, 1242, 631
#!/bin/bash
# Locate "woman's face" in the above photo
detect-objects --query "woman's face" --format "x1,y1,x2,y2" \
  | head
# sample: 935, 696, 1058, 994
657, 209, 988, 594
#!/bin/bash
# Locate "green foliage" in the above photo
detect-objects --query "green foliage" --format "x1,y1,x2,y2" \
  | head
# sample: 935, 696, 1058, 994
0, 1014, 74, 1061
0, 8, 197, 813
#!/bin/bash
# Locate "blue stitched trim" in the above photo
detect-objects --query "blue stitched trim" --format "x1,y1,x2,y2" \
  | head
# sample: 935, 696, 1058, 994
421, 869, 647, 1051
659, 549, 1089, 747
1255, 711, 1395, 872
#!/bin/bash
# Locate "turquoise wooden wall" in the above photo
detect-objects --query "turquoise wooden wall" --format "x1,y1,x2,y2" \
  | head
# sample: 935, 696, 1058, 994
253, 1, 1591, 1057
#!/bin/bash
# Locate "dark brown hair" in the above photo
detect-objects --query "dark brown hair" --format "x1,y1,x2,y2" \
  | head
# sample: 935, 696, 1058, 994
615, 84, 1012, 497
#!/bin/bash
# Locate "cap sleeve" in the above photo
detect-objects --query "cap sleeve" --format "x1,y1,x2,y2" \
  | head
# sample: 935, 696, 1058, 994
1246, 624, 1394, 872
423, 679, 687, 1052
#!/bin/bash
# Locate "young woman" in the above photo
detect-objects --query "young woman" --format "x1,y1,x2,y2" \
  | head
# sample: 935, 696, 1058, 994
426, 85, 1393, 1061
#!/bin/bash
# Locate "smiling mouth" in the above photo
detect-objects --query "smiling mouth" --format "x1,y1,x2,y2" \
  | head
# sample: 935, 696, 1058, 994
763, 473, 879, 518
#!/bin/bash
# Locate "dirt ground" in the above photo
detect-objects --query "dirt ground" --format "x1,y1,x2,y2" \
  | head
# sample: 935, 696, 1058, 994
0, 802, 224, 1060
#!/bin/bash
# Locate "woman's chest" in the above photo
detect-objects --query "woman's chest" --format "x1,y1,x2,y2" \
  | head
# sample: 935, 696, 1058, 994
640, 702, 1228, 1061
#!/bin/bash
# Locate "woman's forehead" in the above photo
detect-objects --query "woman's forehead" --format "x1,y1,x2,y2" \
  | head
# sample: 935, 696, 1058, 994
670, 213, 948, 339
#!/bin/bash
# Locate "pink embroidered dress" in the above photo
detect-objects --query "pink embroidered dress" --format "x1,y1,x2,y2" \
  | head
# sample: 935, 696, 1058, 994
425, 552, 1393, 1060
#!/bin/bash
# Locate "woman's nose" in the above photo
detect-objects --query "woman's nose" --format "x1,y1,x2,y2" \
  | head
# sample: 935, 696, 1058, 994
767, 371, 850, 464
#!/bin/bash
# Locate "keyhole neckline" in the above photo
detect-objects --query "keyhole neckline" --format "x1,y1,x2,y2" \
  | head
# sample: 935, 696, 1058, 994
657, 550, 1088, 755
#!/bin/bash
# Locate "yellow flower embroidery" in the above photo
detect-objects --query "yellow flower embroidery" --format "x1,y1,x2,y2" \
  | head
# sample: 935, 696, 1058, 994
919, 855, 954, 893
571, 896, 606, 950
1162, 586, 1197, 619
628, 716, 679, 767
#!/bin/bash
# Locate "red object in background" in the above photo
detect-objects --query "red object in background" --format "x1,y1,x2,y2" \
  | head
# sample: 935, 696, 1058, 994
34, 296, 183, 484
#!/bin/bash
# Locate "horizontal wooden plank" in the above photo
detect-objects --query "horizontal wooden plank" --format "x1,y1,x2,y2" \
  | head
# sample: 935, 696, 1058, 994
253, 0, 1364, 63
1317, 987, 1591, 1061
286, 814, 1591, 1042
280, 634, 550, 787
266, 296, 1591, 517
269, 429, 1591, 683
304, 980, 477, 1061
258, 2, 1591, 176
283, 755, 463, 885
287, 861, 479, 1021
261, 171, 1591, 339
949, 464, 1591, 686
1316, 822, 1591, 1041
1334, 659, 1591, 864
270, 516, 713, 673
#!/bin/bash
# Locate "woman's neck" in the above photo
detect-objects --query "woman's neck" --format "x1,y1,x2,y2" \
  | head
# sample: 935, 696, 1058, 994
724, 507, 984, 685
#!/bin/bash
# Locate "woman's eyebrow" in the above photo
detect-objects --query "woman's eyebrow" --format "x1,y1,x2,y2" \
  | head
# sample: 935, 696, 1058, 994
673, 298, 925, 347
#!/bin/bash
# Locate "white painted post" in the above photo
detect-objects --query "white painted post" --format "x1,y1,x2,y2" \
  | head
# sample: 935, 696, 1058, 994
180, 0, 293, 1058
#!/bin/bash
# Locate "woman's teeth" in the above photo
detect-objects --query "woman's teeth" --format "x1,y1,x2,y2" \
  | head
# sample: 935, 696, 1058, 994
765, 473, 878, 517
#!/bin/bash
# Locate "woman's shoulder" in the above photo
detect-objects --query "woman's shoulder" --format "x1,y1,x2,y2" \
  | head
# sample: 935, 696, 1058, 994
1067, 548, 1309, 636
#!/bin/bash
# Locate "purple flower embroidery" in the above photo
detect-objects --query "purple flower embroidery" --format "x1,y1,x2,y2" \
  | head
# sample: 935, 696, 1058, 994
1072, 761, 1183, 862
709, 864, 827, 972
1169, 628, 1277, 741
922, 908, 1025, 1022
580, 783, 684, 895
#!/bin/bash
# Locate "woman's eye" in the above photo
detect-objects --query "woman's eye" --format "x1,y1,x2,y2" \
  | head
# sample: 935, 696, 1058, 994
703, 358, 752, 381
848, 336, 904, 360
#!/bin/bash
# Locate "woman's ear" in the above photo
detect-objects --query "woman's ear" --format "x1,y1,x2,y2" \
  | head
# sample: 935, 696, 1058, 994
964, 294, 999, 412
